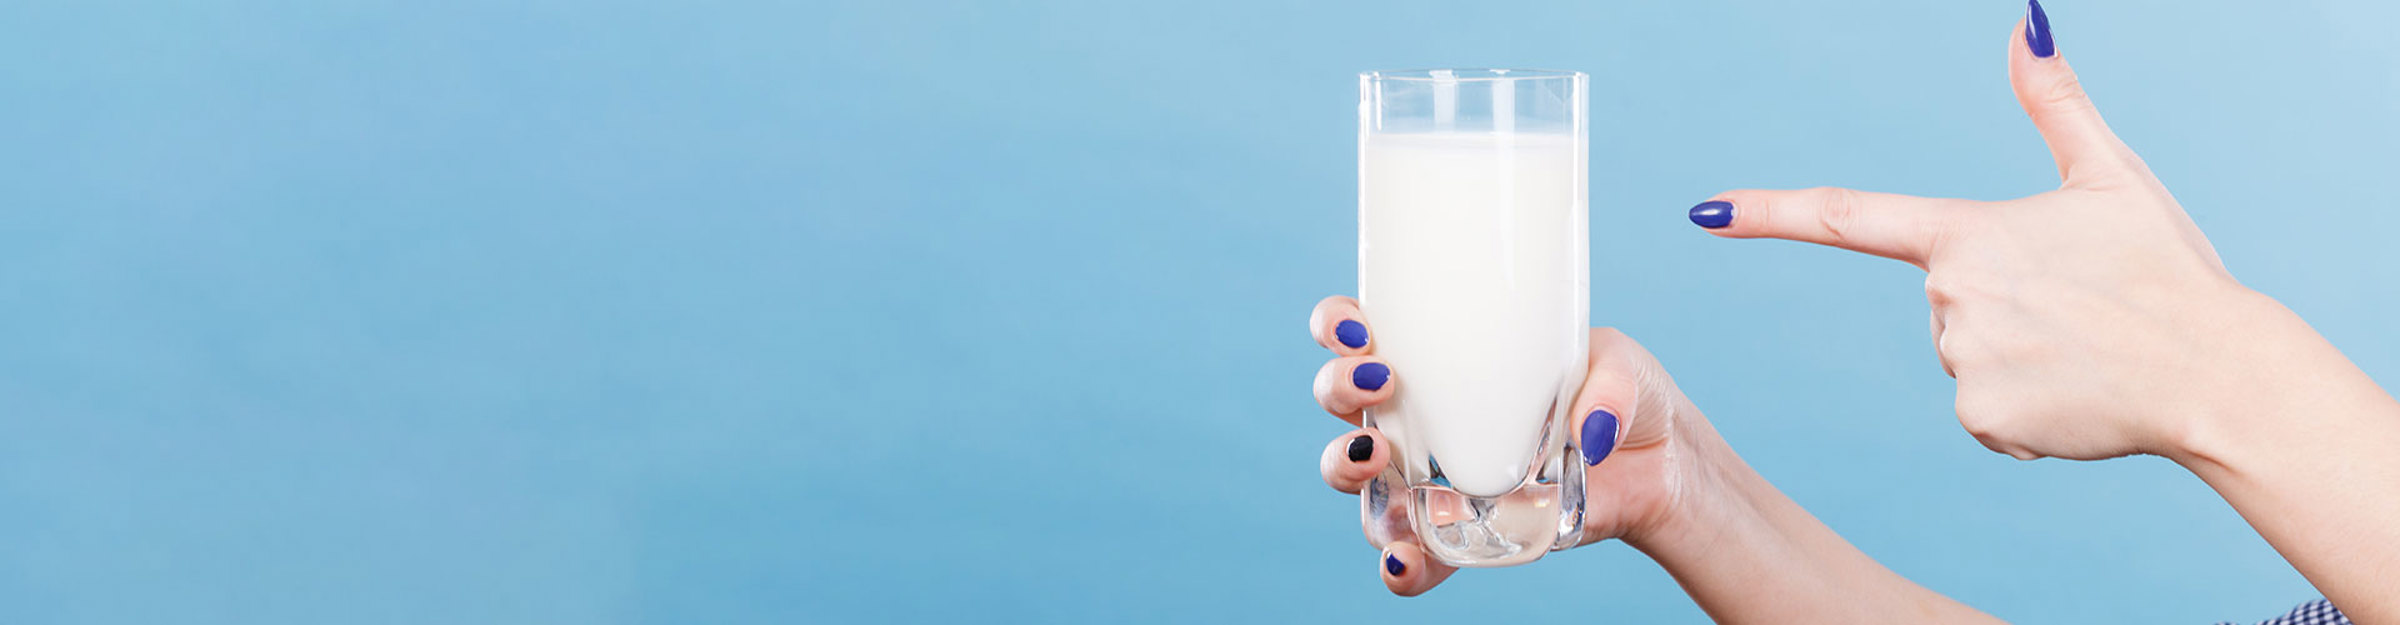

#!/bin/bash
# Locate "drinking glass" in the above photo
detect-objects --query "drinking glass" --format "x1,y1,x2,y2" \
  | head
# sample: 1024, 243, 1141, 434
1357, 68, 1588, 567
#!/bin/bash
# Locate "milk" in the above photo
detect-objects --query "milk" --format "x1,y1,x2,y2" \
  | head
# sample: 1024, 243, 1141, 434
1359, 131, 1588, 499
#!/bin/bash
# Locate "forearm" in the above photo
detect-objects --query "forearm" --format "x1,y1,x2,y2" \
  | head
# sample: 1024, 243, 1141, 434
2172, 298, 2400, 622
1631, 417, 2001, 625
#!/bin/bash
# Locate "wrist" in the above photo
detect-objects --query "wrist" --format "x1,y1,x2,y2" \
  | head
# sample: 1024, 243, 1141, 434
1624, 413, 1765, 568
1615, 411, 1995, 624
2159, 286, 2379, 470
2151, 285, 2276, 466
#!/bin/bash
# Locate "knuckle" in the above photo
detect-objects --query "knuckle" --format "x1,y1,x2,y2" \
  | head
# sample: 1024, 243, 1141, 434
1935, 332, 1978, 368
1918, 206, 1969, 260
1954, 395, 2008, 442
1955, 398, 2035, 459
1959, 416, 2003, 448
1320, 441, 1351, 486
2041, 73, 2093, 111
1923, 274, 1958, 307
1924, 265, 1999, 306
1308, 298, 1341, 341
1933, 335, 1964, 378
1811, 187, 1861, 245
1311, 295, 1359, 325
1312, 360, 1345, 404
1956, 389, 2039, 459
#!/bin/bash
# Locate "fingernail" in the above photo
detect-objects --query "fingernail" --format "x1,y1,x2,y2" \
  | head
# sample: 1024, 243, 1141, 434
1581, 409, 1619, 466
1688, 201, 1733, 229
1346, 435, 1375, 462
1384, 553, 1406, 576
2025, 0, 2055, 58
1335, 319, 1369, 349
1351, 362, 1390, 391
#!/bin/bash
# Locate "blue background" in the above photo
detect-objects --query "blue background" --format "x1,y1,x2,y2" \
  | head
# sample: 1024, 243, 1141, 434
4, 0, 2396, 622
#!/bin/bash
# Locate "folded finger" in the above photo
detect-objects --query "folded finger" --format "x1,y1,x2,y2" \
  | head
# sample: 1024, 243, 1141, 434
1380, 542, 1459, 597
1308, 295, 1374, 356
1320, 429, 1389, 494
1313, 356, 1393, 425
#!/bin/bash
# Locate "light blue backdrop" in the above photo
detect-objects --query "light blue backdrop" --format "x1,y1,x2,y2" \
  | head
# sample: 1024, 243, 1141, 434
4, 0, 2396, 622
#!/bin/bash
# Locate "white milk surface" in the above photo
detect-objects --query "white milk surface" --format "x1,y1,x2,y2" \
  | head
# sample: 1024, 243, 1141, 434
1360, 131, 1587, 499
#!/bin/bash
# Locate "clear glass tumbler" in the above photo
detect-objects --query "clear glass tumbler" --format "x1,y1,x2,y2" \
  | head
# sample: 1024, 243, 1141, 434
1357, 68, 1588, 567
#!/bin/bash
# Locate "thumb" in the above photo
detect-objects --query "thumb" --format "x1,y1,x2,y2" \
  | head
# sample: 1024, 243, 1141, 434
1571, 328, 1672, 467
2011, 1, 2142, 186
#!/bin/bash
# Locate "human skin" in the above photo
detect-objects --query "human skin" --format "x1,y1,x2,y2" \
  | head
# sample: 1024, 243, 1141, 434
1308, 6, 2398, 621
1690, 14, 2400, 623
1310, 299, 1999, 623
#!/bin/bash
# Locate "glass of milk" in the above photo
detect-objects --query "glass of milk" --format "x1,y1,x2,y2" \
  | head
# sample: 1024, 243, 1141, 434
1357, 69, 1588, 567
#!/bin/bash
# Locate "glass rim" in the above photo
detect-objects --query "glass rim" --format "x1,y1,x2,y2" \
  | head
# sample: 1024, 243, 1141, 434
1360, 68, 1583, 82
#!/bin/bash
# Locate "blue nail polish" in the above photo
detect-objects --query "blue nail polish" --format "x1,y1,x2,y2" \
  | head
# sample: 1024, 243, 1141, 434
1335, 319, 1369, 349
2025, 0, 2055, 58
1688, 201, 1733, 229
1351, 362, 1390, 391
1384, 553, 1406, 576
1581, 409, 1619, 466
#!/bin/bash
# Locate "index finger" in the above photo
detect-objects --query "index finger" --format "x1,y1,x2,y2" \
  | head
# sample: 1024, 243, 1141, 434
1308, 295, 1373, 356
1691, 187, 1964, 269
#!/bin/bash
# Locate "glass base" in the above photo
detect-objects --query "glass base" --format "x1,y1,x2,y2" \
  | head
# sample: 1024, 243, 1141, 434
1414, 450, 1583, 566
1363, 419, 1587, 568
